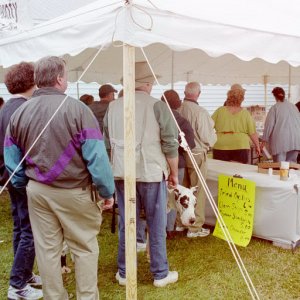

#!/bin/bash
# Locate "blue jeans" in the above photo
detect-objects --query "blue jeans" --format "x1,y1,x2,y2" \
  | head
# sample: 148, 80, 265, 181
137, 218, 146, 243
115, 180, 169, 280
8, 184, 35, 289
167, 209, 177, 231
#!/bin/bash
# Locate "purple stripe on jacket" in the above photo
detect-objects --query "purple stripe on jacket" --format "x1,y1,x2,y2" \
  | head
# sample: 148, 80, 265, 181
4, 136, 17, 147
25, 128, 102, 184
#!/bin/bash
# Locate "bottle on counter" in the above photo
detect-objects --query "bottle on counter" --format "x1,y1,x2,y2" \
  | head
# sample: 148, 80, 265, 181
280, 161, 289, 181
268, 168, 273, 176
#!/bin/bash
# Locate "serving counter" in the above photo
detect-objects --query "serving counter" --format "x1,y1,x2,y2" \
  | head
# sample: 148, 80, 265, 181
205, 159, 300, 248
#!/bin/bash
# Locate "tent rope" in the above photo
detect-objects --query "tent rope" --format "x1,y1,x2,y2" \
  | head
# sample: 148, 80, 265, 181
0, 43, 107, 195
112, 3, 154, 47
140, 47, 260, 300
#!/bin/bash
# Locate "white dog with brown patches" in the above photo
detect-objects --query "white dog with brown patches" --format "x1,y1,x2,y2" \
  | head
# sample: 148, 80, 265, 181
171, 185, 198, 227
146, 184, 198, 262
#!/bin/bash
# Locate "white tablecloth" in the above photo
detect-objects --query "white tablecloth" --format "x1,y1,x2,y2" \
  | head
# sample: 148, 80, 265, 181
205, 159, 300, 246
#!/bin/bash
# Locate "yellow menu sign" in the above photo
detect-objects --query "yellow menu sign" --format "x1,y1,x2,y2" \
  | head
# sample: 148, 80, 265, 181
213, 175, 256, 247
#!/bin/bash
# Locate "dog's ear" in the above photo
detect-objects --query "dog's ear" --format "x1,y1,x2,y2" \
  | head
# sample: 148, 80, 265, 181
190, 186, 198, 196
174, 188, 180, 200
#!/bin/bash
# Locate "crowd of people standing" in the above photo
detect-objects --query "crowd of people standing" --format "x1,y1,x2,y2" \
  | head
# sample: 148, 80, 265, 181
1, 57, 300, 299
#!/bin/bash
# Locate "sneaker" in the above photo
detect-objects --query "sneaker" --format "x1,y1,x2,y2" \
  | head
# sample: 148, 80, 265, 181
115, 272, 126, 286
175, 226, 185, 232
8, 284, 43, 300
137, 242, 146, 252
202, 227, 210, 234
187, 228, 210, 238
153, 271, 178, 287
27, 274, 42, 287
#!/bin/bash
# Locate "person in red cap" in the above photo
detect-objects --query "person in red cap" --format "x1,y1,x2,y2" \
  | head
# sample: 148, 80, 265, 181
261, 87, 300, 162
89, 84, 117, 132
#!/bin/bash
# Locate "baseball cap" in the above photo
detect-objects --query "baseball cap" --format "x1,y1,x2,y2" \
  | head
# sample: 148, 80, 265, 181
99, 84, 117, 98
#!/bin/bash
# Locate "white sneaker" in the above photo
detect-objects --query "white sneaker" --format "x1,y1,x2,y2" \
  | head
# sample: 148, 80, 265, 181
187, 228, 210, 238
137, 242, 146, 252
153, 271, 178, 287
27, 273, 42, 287
115, 272, 126, 286
175, 226, 185, 232
8, 284, 43, 300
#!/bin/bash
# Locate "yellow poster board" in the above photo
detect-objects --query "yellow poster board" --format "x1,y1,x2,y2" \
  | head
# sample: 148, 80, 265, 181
213, 175, 256, 247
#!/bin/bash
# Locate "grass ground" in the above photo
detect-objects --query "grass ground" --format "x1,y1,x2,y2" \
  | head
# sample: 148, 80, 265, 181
1, 190, 300, 299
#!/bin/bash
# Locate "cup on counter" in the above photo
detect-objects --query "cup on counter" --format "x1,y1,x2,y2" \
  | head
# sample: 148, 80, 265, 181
280, 161, 289, 181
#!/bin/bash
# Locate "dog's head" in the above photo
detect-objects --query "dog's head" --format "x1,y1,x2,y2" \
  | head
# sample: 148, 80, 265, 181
173, 185, 198, 226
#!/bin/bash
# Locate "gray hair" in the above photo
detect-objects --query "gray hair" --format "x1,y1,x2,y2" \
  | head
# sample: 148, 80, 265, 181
184, 82, 201, 97
34, 56, 66, 88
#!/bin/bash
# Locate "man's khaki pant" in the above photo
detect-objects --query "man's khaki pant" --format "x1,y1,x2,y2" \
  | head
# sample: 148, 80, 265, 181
182, 151, 207, 232
27, 180, 102, 300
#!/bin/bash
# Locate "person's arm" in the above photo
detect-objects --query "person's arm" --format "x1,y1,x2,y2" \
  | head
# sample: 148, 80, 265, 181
166, 156, 178, 188
246, 112, 261, 156
4, 133, 28, 188
80, 107, 115, 199
153, 101, 179, 186
103, 109, 111, 152
249, 132, 261, 156
261, 107, 275, 144
181, 117, 196, 149
81, 133, 115, 199
196, 110, 217, 147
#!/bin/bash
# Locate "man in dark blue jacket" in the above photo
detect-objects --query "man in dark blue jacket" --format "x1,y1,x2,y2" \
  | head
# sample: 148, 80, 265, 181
0, 62, 43, 300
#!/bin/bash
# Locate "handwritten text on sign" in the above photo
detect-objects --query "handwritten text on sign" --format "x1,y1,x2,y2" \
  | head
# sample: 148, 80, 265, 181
213, 175, 256, 247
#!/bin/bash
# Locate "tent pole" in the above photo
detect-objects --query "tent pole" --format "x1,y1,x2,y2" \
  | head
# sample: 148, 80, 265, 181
76, 81, 80, 99
123, 44, 137, 300
288, 65, 291, 100
263, 75, 268, 114
171, 50, 174, 89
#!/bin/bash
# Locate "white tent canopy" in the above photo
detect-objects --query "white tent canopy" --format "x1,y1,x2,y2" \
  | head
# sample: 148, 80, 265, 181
2, 1, 300, 298
1, 0, 300, 84
64, 46, 298, 85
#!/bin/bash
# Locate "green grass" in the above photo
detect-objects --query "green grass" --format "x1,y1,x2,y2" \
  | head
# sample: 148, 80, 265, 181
1, 190, 300, 299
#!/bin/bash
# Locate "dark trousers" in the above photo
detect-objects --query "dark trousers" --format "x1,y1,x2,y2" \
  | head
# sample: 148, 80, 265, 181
8, 184, 35, 289
213, 149, 249, 164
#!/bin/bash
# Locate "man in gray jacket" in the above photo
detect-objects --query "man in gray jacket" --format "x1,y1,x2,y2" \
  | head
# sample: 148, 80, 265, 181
178, 82, 217, 238
104, 62, 179, 288
4, 56, 115, 299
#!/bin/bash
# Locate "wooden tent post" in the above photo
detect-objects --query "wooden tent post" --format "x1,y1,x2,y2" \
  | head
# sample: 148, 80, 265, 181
123, 44, 137, 300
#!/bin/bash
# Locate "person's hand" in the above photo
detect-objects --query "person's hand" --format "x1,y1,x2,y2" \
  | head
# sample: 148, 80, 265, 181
167, 173, 178, 189
101, 197, 114, 210
256, 145, 261, 157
